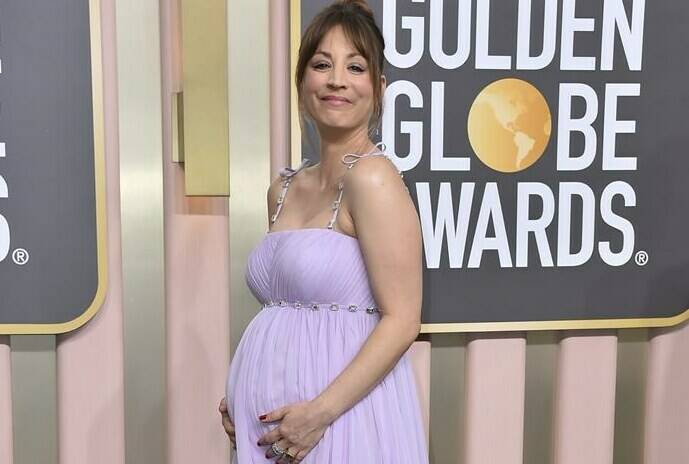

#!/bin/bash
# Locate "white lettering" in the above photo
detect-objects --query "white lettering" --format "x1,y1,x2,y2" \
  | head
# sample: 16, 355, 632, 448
383, 0, 425, 69
557, 83, 598, 171
468, 183, 512, 268
560, 0, 596, 70
557, 182, 596, 266
516, 0, 558, 70
430, 82, 471, 171
599, 181, 636, 266
0, 143, 8, 262
601, 0, 646, 71
516, 182, 555, 267
475, 0, 511, 69
429, 0, 471, 69
382, 80, 424, 171
417, 182, 474, 269
602, 83, 640, 171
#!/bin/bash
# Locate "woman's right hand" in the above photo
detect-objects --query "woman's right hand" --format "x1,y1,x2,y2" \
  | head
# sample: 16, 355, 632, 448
219, 397, 237, 450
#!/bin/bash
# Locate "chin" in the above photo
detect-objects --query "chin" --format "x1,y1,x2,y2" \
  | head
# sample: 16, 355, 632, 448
312, 117, 355, 131
322, 123, 358, 134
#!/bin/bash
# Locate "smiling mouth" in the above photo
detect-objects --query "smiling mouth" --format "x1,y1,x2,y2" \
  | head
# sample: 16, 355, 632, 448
321, 97, 351, 107
321, 96, 351, 103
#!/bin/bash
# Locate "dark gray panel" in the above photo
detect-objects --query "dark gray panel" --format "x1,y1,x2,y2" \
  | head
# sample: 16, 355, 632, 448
300, 0, 689, 327
0, 0, 99, 325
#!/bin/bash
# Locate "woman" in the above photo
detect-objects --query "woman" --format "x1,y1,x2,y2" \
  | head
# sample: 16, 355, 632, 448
220, 1, 428, 462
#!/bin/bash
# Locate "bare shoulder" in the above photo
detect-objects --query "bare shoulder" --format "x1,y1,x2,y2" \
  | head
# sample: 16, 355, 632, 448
343, 154, 419, 246
344, 154, 410, 206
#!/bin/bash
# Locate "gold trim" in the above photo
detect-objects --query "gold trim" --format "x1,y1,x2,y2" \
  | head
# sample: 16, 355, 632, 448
181, 0, 230, 195
1, 0, 108, 335
171, 92, 184, 163
290, 0, 302, 168
288, 1, 689, 334
420, 307, 689, 333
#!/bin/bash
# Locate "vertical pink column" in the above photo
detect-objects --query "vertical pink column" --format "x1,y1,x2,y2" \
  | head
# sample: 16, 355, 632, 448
0, 336, 12, 464
270, 0, 291, 172
644, 319, 689, 463
163, 1, 231, 463
464, 333, 526, 464
55, 0, 126, 462
552, 331, 617, 464
408, 340, 431, 449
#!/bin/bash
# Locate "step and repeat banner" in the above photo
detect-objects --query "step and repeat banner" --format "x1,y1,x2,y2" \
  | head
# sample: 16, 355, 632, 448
0, 0, 106, 334
297, 0, 689, 331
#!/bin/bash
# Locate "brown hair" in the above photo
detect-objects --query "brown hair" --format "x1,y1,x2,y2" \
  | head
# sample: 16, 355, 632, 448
295, 0, 386, 138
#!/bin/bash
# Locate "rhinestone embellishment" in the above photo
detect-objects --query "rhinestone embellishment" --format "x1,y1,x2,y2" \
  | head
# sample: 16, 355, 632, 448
262, 300, 379, 314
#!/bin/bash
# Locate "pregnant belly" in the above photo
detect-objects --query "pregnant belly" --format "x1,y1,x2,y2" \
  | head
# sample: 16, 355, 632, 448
225, 306, 379, 421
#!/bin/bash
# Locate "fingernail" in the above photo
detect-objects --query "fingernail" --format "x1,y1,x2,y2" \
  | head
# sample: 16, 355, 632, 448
256, 441, 261, 447
259, 414, 267, 420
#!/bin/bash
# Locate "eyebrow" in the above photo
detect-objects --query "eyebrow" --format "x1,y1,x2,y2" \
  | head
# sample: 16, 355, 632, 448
314, 50, 363, 59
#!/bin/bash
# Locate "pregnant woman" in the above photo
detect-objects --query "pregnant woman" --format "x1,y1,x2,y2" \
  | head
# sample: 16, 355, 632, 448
220, 1, 429, 462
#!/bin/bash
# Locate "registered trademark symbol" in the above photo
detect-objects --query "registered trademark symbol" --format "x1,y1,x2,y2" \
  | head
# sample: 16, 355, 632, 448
635, 250, 648, 266
12, 248, 29, 265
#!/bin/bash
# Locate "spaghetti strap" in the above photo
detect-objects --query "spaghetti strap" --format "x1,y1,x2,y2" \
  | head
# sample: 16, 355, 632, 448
327, 142, 406, 230
270, 158, 311, 225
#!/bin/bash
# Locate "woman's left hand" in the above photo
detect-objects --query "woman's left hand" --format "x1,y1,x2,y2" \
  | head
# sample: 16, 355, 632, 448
256, 399, 331, 463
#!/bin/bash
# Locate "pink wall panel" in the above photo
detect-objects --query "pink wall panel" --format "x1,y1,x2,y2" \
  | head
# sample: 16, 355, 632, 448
464, 334, 526, 464
269, 0, 291, 178
552, 331, 617, 464
644, 320, 689, 463
0, 336, 12, 464
162, 1, 232, 463
55, 0, 126, 462
409, 340, 432, 448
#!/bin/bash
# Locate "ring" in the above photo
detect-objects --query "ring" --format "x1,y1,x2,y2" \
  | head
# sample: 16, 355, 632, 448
271, 442, 286, 456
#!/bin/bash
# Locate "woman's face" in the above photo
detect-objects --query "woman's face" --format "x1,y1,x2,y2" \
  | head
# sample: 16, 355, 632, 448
301, 25, 381, 135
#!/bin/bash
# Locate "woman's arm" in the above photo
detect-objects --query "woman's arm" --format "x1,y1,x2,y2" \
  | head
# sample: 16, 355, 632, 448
311, 155, 423, 423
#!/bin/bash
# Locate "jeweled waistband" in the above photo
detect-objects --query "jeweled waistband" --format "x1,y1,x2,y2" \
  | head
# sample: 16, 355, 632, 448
262, 299, 380, 314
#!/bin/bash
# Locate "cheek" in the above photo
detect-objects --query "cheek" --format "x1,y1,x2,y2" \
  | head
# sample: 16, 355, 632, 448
353, 79, 375, 105
354, 89, 375, 113
302, 71, 324, 95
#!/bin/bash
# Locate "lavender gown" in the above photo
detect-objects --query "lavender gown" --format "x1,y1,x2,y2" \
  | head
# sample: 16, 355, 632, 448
226, 147, 429, 463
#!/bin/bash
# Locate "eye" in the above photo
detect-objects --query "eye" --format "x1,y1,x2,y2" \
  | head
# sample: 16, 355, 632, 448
349, 64, 366, 73
313, 62, 330, 70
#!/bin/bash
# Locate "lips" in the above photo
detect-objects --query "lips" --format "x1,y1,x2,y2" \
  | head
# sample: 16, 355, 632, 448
321, 95, 351, 103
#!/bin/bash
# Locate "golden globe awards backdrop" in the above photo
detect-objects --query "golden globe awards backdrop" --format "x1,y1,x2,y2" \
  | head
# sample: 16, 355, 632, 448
296, 0, 689, 331
0, 0, 107, 334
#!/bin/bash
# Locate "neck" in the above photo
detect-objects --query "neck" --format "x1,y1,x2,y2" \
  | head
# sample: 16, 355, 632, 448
313, 127, 378, 192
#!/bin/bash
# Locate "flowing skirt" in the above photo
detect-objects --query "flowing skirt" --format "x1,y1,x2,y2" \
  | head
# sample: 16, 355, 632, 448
225, 306, 429, 463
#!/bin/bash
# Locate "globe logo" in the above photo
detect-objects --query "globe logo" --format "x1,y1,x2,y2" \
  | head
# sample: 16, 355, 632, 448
467, 78, 552, 173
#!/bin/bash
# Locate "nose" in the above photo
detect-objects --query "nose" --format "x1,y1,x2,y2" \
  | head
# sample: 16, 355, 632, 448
326, 63, 347, 89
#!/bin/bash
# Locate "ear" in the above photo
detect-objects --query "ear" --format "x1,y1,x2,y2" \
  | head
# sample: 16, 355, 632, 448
380, 74, 387, 93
